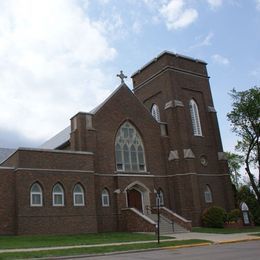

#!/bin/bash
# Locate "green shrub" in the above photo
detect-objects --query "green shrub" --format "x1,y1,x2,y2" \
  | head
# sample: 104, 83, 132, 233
227, 209, 241, 223
202, 206, 227, 228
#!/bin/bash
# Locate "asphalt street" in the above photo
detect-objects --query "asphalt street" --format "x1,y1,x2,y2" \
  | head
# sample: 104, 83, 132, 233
75, 241, 260, 260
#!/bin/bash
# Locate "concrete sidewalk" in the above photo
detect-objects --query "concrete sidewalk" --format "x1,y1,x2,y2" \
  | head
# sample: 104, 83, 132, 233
0, 232, 259, 254
169, 231, 260, 244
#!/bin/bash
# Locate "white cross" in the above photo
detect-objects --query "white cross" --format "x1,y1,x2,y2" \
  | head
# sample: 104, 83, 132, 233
117, 70, 127, 84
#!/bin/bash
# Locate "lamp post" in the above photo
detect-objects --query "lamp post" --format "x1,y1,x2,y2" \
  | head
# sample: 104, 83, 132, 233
156, 190, 160, 244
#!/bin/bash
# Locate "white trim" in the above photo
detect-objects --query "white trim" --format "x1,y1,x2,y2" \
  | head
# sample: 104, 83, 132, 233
101, 189, 110, 207
189, 99, 202, 136
122, 208, 156, 225
52, 184, 65, 207
131, 50, 206, 77
161, 207, 192, 223
94, 172, 229, 178
30, 183, 43, 207
15, 168, 95, 173
133, 66, 208, 92
73, 184, 85, 206
16, 147, 94, 155
123, 181, 151, 193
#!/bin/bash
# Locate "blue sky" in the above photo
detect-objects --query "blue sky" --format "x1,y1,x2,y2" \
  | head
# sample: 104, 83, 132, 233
0, 0, 259, 152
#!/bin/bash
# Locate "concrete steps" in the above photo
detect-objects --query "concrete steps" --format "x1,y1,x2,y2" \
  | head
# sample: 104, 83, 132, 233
148, 213, 189, 234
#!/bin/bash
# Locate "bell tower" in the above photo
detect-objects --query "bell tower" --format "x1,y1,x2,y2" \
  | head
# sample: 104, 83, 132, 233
131, 51, 234, 224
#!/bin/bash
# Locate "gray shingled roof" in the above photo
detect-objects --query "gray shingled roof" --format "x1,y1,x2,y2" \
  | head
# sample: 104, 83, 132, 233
39, 126, 71, 149
0, 148, 16, 164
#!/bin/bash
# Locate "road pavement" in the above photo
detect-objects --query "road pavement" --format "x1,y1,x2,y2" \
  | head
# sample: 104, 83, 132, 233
80, 240, 260, 260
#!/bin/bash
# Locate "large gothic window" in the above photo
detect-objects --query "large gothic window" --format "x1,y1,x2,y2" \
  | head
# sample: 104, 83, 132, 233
151, 104, 160, 122
115, 122, 146, 172
189, 99, 202, 136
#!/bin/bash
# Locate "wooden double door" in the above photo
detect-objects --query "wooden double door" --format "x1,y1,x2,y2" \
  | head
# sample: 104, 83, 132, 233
127, 189, 143, 212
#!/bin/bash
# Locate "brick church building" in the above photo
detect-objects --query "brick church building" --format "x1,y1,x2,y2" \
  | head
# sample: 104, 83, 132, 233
0, 51, 234, 235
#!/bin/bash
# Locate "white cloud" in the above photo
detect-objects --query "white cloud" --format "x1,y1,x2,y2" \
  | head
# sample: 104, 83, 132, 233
212, 54, 230, 65
0, 0, 116, 143
159, 0, 198, 30
190, 32, 214, 49
207, 0, 223, 9
256, 0, 260, 11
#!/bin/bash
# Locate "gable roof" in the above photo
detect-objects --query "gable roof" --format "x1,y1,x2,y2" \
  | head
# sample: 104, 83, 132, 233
40, 83, 127, 149
39, 126, 70, 149
90, 83, 127, 114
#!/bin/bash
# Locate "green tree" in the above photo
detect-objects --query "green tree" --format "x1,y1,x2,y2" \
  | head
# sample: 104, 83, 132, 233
227, 87, 260, 204
225, 152, 243, 188
237, 185, 260, 225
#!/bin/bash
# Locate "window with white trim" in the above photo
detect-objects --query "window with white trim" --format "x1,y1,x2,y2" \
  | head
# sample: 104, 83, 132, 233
204, 185, 213, 203
52, 183, 64, 206
101, 189, 110, 207
151, 104, 160, 122
73, 184, 85, 206
115, 121, 146, 172
30, 182, 43, 207
189, 99, 202, 136
158, 189, 164, 206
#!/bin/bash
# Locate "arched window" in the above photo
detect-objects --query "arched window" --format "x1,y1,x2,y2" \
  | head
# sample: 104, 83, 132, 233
52, 183, 64, 206
204, 185, 213, 203
73, 184, 85, 206
157, 189, 164, 206
151, 104, 160, 122
30, 182, 43, 207
115, 121, 146, 172
101, 189, 110, 207
189, 99, 202, 136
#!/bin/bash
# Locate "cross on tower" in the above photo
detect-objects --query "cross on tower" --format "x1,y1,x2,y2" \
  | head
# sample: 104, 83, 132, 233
117, 70, 127, 84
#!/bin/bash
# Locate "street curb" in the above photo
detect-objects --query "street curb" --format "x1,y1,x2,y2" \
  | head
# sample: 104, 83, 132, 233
163, 242, 212, 250
217, 237, 260, 245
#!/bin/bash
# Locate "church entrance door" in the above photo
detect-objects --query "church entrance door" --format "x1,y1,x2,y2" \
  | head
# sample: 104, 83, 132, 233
127, 189, 143, 212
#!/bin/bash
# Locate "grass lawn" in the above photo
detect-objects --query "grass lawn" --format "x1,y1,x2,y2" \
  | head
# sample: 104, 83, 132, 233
0, 232, 171, 250
0, 239, 210, 259
192, 226, 260, 234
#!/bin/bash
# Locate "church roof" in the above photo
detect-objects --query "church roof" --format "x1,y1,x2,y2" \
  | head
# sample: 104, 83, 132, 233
90, 83, 127, 114
0, 148, 16, 164
39, 126, 71, 149
40, 83, 128, 149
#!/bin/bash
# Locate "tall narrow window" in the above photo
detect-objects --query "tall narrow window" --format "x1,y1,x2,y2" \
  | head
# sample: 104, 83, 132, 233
73, 184, 85, 206
115, 121, 146, 172
30, 182, 43, 207
189, 99, 202, 136
151, 104, 160, 122
158, 189, 164, 206
52, 183, 64, 206
101, 189, 110, 207
204, 185, 213, 203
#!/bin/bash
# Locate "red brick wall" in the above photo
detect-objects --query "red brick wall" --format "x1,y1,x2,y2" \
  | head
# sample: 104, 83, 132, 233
15, 169, 97, 235
0, 168, 16, 234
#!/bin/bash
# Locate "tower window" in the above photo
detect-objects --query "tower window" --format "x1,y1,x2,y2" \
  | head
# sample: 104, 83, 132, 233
189, 99, 202, 136
101, 189, 110, 207
204, 185, 213, 203
151, 104, 160, 122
